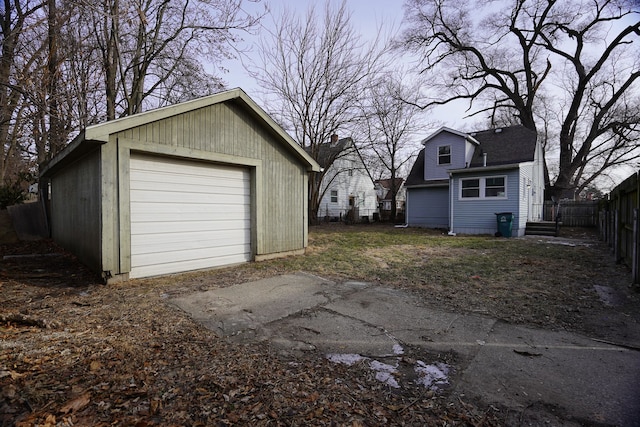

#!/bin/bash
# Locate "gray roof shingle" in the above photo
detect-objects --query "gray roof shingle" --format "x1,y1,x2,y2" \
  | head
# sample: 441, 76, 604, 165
405, 125, 537, 187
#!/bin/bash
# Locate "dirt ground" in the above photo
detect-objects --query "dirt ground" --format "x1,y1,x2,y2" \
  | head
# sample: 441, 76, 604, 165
1, 226, 639, 426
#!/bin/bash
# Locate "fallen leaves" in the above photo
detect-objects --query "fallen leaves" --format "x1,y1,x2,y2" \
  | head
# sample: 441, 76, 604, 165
3, 230, 636, 426
0, 312, 58, 328
60, 392, 91, 414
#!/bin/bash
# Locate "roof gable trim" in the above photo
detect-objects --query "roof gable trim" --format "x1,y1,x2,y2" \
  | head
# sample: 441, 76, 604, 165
82, 89, 319, 172
421, 126, 480, 146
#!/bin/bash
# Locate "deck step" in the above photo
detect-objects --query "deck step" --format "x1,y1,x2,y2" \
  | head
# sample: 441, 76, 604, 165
525, 221, 559, 237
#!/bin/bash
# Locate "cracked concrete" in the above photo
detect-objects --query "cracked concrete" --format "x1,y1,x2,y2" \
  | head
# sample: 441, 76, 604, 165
170, 273, 640, 426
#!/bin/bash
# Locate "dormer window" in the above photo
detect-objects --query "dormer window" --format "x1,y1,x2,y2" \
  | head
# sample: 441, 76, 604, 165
438, 145, 451, 165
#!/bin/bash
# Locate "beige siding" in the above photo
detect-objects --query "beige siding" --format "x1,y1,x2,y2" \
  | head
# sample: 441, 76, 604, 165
50, 149, 102, 272
115, 101, 307, 257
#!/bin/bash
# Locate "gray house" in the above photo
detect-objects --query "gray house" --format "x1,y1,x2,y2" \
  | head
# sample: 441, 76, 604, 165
405, 126, 544, 236
40, 89, 320, 282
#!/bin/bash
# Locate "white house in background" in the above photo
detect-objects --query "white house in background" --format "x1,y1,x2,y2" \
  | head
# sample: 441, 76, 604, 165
374, 178, 406, 222
313, 135, 378, 222
404, 125, 545, 236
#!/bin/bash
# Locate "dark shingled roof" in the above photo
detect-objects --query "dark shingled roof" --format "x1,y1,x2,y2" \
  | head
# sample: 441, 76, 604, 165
405, 125, 537, 187
405, 149, 427, 187
305, 137, 353, 169
469, 126, 537, 167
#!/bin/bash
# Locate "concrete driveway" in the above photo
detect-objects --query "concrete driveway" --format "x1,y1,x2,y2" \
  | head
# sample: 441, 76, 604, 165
171, 273, 640, 426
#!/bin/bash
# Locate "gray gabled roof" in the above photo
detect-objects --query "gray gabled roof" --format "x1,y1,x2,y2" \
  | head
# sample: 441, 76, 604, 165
468, 126, 537, 167
405, 125, 537, 187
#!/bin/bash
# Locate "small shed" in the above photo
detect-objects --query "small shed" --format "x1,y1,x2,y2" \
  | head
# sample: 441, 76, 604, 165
40, 89, 320, 282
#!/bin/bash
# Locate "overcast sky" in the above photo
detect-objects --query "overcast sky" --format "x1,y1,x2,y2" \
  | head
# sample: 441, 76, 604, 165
220, 0, 638, 188
221, 0, 479, 130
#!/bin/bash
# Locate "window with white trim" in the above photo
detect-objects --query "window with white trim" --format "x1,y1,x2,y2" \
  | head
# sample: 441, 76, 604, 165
438, 145, 451, 165
485, 177, 506, 197
330, 190, 338, 203
460, 176, 506, 199
461, 179, 480, 198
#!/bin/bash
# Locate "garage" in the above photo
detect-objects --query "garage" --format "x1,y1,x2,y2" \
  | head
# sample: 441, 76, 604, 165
129, 154, 251, 278
40, 89, 320, 282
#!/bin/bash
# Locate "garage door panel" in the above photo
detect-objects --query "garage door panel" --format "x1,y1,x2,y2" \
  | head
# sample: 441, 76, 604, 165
129, 188, 250, 203
129, 154, 251, 278
130, 206, 250, 222
132, 219, 250, 235
131, 226, 250, 247
130, 173, 249, 194
130, 156, 240, 176
132, 252, 250, 278
132, 243, 251, 267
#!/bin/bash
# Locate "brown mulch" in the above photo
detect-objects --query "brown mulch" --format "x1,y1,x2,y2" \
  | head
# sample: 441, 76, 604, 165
0, 240, 497, 427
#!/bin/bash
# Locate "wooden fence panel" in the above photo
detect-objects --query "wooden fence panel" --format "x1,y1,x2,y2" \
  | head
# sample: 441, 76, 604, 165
544, 200, 598, 227
599, 171, 640, 285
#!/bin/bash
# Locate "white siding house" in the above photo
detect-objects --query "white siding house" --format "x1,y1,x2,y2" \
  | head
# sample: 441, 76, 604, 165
313, 136, 378, 222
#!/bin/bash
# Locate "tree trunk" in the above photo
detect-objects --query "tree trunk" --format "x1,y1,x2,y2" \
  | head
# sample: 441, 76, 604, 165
46, 0, 63, 160
104, 0, 119, 121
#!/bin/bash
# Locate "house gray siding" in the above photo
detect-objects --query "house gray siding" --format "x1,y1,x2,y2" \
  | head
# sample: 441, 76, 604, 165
423, 133, 467, 181
49, 149, 102, 271
450, 168, 523, 235
407, 186, 449, 228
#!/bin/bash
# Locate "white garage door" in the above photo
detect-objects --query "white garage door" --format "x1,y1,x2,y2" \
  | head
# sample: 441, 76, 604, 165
129, 154, 251, 278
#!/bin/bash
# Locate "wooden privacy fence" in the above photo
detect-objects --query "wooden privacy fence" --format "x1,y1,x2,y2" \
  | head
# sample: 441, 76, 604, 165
599, 171, 640, 285
544, 200, 598, 226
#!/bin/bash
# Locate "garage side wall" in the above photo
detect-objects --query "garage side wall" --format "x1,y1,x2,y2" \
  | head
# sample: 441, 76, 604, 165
49, 150, 102, 271
114, 101, 308, 258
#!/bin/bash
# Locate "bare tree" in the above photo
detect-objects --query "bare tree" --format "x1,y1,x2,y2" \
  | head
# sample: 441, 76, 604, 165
357, 71, 427, 221
401, 0, 640, 197
0, 0, 45, 184
1, 0, 262, 189
86, 0, 261, 120
251, 0, 389, 223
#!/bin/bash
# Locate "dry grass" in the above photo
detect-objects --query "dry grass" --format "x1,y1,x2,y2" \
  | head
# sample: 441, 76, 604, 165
1, 223, 638, 426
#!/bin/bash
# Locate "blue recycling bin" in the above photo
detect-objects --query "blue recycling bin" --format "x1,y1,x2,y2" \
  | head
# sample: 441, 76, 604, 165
496, 212, 514, 237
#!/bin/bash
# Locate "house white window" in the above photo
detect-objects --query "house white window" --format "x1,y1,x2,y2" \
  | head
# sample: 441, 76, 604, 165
460, 176, 507, 199
330, 190, 338, 203
485, 177, 506, 197
461, 179, 480, 198
438, 145, 451, 165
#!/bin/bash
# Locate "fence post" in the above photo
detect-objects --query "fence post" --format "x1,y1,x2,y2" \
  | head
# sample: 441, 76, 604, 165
634, 209, 639, 285
607, 210, 612, 247
614, 210, 621, 262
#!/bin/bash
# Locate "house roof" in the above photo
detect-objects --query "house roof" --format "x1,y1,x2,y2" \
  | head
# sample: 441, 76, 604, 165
405, 149, 429, 187
421, 126, 480, 146
306, 137, 354, 169
468, 126, 537, 167
405, 125, 537, 187
41, 88, 320, 177
375, 178, 404, 200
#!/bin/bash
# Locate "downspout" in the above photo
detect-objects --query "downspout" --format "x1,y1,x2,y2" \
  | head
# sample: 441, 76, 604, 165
448, 173, 456, 236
